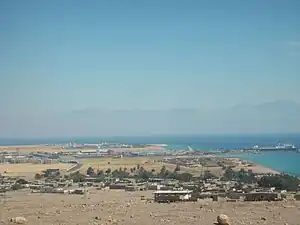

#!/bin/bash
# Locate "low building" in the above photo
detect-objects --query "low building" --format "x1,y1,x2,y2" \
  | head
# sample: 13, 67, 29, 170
80, 149, 98, 154
125, 185, 138, 191
153, 190, 195, 203
69, 189, 87, 195
197, 192, 215, 199
40, 186, 54, 193
53, 188, 68, 194
227, 192, 243, 200
44, 168, 60, 177
295, 193, 300, 201
244, 192, 281, 201
109, 183, 127, 189
147, 184, 165, 190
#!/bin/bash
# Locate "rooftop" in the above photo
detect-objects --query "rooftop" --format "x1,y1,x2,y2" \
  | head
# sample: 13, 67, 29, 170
153, 190, 193, 194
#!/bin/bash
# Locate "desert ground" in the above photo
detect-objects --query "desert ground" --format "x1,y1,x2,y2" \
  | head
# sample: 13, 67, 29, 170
0, 145, 63, 153
1, 189, 300, 225
0, 163, 73, 178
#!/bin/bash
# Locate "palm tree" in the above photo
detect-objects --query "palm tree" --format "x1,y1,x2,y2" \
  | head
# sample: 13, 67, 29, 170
105, 168, 111, 175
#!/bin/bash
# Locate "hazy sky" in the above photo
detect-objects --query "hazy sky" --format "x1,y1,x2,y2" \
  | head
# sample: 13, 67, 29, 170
0, 0, 300, 136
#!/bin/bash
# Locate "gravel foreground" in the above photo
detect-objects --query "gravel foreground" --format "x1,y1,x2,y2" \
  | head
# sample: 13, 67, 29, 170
1, 190, 300, 225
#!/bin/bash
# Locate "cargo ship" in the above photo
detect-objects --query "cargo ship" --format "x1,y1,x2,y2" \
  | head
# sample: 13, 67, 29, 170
245, 143, 297, 152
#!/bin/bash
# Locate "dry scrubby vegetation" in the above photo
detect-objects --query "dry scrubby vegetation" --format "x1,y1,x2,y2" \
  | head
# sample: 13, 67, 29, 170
85, 164, 216, 182
222, 167, 300, 191
80, 157, 221, 177
66, 163, 300, 192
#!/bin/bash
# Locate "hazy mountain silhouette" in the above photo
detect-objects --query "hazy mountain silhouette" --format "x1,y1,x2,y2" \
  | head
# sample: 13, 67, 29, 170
1, 100, 300, 137
55, 100, 300, 135
219, 100, 300, 133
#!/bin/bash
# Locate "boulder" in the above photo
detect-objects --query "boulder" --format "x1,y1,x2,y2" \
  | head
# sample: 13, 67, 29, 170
10, 217, 27, 224
217, 214, 230, 225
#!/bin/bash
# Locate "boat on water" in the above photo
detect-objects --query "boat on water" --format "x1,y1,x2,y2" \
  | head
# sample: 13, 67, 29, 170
245, 143, 297, 152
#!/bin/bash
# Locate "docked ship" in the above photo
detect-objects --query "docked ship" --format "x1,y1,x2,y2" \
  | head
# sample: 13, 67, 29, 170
245, 143, 297, 152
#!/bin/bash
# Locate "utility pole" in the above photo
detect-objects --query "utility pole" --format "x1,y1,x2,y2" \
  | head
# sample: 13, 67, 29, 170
83, 183, 87, 200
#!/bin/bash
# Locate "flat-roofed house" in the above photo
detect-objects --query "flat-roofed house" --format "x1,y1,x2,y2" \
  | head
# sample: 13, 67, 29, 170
153, 190, 196, 203
80, 149, 98, 154
244, 192, 281, 201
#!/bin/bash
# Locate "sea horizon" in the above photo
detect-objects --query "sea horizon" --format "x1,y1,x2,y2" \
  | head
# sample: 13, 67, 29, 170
1, 133, 300, 146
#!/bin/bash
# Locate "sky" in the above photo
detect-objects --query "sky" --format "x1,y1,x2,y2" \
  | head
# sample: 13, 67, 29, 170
0, 0, 300, 137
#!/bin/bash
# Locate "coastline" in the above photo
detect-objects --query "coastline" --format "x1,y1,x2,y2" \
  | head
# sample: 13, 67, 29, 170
228, 151, 300, 177
0, 142, 299, 177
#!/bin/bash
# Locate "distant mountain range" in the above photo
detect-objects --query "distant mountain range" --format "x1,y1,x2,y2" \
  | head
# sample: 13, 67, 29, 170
1, 100, 300, 136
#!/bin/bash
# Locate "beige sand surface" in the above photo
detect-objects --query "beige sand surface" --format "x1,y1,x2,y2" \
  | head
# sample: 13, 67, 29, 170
1, 190, 300, 225
234, 165, 280, 174
0, 145, 63, 153
0, 163, 73, 178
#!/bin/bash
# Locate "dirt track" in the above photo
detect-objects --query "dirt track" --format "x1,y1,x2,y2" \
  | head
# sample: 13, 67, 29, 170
1, 190, 300, 225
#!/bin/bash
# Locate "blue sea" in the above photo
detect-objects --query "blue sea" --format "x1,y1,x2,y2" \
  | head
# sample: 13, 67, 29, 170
1, 133, 300, 176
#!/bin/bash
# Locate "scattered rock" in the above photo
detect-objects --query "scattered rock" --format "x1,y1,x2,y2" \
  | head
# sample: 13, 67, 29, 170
95, 216, 101, 220
107, 216, 117, 223
10, 217, 27, 224
261, 217, 267, 221
217, 214, 230, 225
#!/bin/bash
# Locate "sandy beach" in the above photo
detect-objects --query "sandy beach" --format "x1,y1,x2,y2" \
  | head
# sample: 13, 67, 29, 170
234, 163, 280, 175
